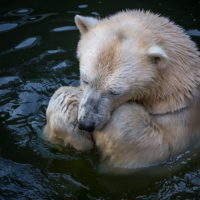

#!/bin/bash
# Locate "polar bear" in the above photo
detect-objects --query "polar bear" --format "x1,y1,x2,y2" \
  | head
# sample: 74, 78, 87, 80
43, 10, 200, 168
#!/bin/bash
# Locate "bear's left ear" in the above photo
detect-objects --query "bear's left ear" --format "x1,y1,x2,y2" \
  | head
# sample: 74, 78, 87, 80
75, 15, 99, 35
148, 46, 169, 69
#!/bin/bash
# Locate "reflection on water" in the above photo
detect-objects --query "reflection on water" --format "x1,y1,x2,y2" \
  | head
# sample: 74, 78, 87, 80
0, 23, 18, 32
23, 13, 57, 22
15, 37, 38, 49
0, 0, 200, 199
91, 12, 99, 16
29, 17, 36, 20
0, 89, 11, 95
0, 36, 42, 57
186, 29, 200, 37
0, 8, 57, 33
0, 76, 19, 86
51, 26, 78, 32
15, 9, 30, 14
67, 11, 81, 14
7, 8, 33, 16
78, 5, 88, 8
53, 61, 71, 70
47, 49, 66, 54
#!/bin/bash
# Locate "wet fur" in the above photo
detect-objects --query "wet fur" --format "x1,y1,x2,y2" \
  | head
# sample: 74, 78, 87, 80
43, 10, 200, 168
44, 86, 200, 168
43, 87, 94, 151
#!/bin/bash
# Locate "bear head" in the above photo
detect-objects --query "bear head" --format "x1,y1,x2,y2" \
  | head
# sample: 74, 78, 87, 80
75, 11, 200, 132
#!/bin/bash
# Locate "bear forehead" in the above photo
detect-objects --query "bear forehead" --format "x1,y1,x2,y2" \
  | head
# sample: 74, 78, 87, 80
78, 19, 154, 74
80, 40, 133, 82
79, 32, 150, 74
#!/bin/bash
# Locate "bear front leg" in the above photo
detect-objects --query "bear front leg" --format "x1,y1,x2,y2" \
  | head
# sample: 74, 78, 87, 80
42, 86, 94, 151
94, 102, 170, 168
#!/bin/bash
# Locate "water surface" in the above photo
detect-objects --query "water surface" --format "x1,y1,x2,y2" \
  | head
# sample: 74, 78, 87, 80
0, 0, 200, 199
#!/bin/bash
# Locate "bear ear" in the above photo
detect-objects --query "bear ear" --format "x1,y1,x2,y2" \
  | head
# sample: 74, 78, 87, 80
148, 46, 169, 69
75, 15, 99, 35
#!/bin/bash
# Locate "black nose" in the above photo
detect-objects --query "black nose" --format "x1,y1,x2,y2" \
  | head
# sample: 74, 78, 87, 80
78, 120, 95, 132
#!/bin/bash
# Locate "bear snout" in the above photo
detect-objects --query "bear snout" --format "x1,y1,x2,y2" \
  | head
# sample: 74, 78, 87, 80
78, 119, 95, 132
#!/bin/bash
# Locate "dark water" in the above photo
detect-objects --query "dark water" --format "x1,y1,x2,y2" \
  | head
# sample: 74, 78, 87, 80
1, 0, 200, 199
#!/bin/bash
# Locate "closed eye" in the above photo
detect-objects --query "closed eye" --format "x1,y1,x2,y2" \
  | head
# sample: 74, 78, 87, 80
108, 88, 120, 95
81, 78, 89, 85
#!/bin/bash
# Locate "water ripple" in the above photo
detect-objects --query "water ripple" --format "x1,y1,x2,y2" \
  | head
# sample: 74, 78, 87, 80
0, 23, 18, 32
15, 37, 38, 49
50, 26, 78, 32
186, 29, 200, 37
78, 5, 88, 8
0, 76, 19, 86
0, 9, 57, 34
7, 8, 33, 16
0, 157, 86, 199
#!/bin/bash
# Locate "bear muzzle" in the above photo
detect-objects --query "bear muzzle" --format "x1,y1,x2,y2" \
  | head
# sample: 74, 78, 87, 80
78, 119, 95, 132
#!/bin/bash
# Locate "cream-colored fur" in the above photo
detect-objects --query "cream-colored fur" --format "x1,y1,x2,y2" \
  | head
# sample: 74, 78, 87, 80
43, 87, 94, 151
43, 10, 200, 168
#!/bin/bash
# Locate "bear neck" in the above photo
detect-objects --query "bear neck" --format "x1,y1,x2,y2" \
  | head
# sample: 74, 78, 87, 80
140, 64, 200, 115
141, 94, 192, 115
